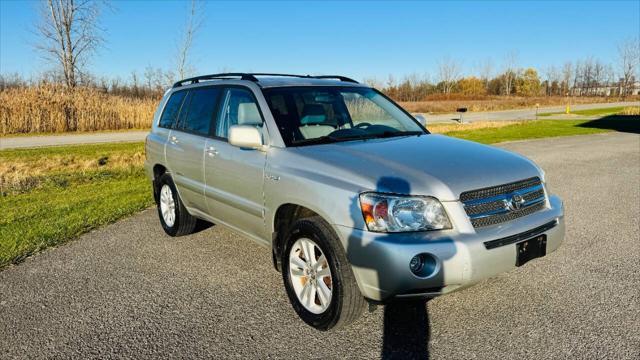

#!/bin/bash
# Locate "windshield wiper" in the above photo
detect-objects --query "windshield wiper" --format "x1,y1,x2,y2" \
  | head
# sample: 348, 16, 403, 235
291, 131, 424, 146
291, 133, 377, 146
291, 135, 343, 146
371, 130, 425, 139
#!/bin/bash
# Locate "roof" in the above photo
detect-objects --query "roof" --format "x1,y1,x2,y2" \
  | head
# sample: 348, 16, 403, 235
257, 77, 366, 88
171, 73, 366, 89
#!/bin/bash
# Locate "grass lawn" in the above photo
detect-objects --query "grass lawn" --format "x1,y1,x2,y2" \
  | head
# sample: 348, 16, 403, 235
429, 115, 639, 144
0, 142, 153, 267
1, 114, 638, 268
539, 106, 628, 117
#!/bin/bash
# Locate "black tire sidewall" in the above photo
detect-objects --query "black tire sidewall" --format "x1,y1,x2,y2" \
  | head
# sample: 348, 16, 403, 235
282, 219, 345, 331
156, 174, 181, 236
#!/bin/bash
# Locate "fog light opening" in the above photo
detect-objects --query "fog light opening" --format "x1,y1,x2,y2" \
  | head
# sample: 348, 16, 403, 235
409, 253, 438, 278
410, 255, 425, 274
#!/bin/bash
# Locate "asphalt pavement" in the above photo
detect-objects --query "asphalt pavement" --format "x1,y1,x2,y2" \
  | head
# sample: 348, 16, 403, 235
0, 131, 149, 150
1, 132, 639, 359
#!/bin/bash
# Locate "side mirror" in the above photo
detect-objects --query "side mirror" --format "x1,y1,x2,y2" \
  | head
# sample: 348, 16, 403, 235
228, 125, 263, 149
414, 114, 427, 127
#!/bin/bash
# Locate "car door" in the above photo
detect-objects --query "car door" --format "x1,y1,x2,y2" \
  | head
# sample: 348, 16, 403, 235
204, 87, 267, 241
165, 87, 222, 214
150, 91, 183, 180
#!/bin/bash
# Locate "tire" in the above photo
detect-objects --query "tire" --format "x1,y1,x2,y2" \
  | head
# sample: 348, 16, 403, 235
156, 173, 197, 237
282, 216, 366, 331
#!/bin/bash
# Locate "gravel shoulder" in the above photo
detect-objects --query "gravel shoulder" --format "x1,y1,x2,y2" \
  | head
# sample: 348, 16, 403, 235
1, 132, 638, 359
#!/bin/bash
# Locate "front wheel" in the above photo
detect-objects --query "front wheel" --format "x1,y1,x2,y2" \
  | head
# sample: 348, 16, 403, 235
156, 173, 197, 236
282, 216, 366, 331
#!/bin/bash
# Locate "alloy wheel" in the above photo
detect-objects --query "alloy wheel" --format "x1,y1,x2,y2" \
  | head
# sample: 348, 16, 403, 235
288, 238, 333, 314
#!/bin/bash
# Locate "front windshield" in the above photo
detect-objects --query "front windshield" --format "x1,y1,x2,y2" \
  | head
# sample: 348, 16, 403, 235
263, 86, 425, 146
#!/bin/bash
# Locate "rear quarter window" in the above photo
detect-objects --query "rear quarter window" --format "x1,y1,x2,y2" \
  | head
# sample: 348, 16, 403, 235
158, 90, 188, 128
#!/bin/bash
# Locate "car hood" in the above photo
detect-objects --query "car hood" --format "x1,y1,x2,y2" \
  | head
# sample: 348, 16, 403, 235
291, 134, 541, 201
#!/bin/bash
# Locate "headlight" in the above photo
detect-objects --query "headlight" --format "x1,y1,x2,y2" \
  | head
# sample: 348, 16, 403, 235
539, 167, 546, 183
359, 193, 452, 232
538, 167, 550, 194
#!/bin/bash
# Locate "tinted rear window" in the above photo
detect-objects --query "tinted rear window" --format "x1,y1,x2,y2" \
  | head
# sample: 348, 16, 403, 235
158, 91, 187, 128
180, 87, 221, 135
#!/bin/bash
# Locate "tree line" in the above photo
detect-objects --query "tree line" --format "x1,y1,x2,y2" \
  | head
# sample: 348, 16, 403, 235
15, 0, 203, 96
366, 40, 639, 102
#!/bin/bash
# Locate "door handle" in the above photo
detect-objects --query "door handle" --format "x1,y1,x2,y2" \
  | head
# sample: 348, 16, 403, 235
170, 135, 179, 144
206, 146, 218, 157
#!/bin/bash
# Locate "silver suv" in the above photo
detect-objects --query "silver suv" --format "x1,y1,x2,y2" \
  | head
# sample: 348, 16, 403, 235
144, 73, 565, 330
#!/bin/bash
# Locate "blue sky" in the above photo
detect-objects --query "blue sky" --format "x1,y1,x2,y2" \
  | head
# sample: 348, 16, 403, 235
1, 0, 638, 82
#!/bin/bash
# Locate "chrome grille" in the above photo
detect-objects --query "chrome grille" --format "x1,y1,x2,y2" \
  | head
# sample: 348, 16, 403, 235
461, 177, 546, 228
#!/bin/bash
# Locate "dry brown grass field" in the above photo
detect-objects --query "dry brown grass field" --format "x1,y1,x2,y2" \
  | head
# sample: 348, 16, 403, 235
0, 85, 637, 135
399, 95, 636, 114
0, 85, 158, 135
621, 106, 640, 115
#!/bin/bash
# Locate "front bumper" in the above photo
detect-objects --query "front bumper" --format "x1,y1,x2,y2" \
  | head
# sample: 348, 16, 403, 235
335, 195, 565, 302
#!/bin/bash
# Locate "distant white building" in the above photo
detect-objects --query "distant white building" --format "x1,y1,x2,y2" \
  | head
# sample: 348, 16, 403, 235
571, 78, 640, 96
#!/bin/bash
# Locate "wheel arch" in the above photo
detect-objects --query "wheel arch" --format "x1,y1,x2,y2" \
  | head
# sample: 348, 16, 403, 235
152, 164, 167, 204
271, 203, 336, 272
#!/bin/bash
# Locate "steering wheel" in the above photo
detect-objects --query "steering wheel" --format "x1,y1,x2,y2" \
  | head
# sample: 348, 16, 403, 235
354, 122, 372, 128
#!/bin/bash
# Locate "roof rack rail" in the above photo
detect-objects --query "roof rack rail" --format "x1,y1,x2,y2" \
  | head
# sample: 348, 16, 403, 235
172, 73, 359, 88
246, 73, 312, 79
311, 75, 359, 83
248, 73, 359, 83
172, 73, 258, 88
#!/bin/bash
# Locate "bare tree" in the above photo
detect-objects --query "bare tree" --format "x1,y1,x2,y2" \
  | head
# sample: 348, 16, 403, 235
386, 74, 396, 89
144, 65, 155, 89
437, 56, 462, 94
573, 60, 583, 96
164, 69, 177, 86
130, 70, 139, 96
542, 65, 561, 96
561, 61, 573, 95
34, 0, 107, 88
501, 51, 518, 96
175, 0, 204, 80
362, 76, 384, 89
617, 37, 640, 97
478, 58, 494, 90
592, 59, 606, 95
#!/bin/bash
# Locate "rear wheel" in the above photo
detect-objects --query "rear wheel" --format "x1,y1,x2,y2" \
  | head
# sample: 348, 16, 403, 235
282, 216, 366, 331
156, 174, 197, 236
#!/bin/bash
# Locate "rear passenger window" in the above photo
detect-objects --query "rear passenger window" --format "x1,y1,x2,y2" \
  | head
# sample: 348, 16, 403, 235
180, 87, 221, 136
159, 91, 187, 128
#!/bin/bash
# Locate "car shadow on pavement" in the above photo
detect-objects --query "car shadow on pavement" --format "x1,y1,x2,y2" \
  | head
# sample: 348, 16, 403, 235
194, 219, 215, 233
381, 299, 430, 359
345, 176, 457, 359
577, 114, 640, 134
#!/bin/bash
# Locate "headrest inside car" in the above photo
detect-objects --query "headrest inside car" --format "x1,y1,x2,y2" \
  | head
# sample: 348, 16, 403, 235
300, 104, 327, 125
238, 102, 262, 125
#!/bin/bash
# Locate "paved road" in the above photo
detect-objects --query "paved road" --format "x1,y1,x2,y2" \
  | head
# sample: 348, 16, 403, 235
1, 132, 639, 359
424, 101, 639, 123
0, 131, 149, 150
1, 101, 638, 149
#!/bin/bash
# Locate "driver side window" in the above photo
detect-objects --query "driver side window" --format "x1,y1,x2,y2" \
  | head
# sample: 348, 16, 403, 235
215, 88, 263, 139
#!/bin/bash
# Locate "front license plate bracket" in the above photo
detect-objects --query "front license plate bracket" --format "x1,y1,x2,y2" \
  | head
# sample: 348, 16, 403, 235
516, 235, 547, 267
